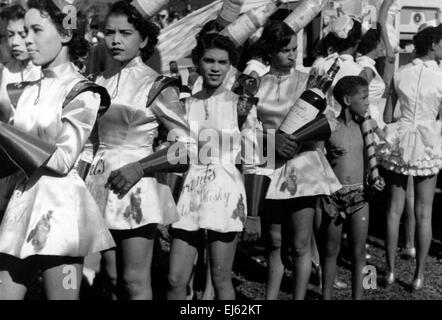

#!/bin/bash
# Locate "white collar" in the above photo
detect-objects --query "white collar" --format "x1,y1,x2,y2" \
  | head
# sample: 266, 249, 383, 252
412, 58, 439, 70
356, 55, 375, 66
340, 54, 355, 62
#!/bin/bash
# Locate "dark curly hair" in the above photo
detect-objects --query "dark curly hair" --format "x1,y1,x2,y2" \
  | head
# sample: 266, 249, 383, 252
313, 32, 337, 59
0, 4, 26, 22
106, 0, 159, 61
334, 76, 368, 110
413, 26, 442, 57
254, 21, 296, 65
357, 24, 382, 56
27, 0, 90, 64
327, 19, 362, 53
192, 33, 239, 68
196, 19, 224, 39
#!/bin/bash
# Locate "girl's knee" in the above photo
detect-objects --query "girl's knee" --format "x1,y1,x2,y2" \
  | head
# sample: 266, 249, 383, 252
168, 271, 189, 291
268, 231, 282, 250
324, 243, 340, 259
103, 266, 117, 287
122, 268, 148, 293
351, 246, 366, 264
387, 204, 404, 217
106, 273, 118, 288
291, 241, 311, 257
414, 201, 433, 219
211, 264, 231, 287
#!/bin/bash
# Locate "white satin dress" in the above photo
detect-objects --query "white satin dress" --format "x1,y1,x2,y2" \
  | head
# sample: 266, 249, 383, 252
85, 56, 187, 231
0, 59, 41, 214
379, 59, 442, 176
173, 87, 261, 233
0, 62, 115, 259
255, 69, 342, 200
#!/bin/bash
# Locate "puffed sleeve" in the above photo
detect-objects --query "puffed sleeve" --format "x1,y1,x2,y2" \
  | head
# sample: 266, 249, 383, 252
0, 66, 13, 123
78, 123, 99, 164
45, 91, 100, 175
0, 98, 13, 123
150, 86, 191, 142
241, 104, 266, 174
79, 139, 94, 164
149, 85, 198, 162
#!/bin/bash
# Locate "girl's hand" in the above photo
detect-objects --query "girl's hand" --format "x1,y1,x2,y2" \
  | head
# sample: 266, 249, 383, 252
242, 216, 261, 243
105, 162, 144, 198
275, 132, 299, 159
373, 177, 386, 192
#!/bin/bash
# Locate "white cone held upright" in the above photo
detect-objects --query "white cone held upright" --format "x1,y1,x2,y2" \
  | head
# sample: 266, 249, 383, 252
220, 0, 282, 47
216, 0, 245, 27
283, 0, 328, 33
130, 0, 170, 19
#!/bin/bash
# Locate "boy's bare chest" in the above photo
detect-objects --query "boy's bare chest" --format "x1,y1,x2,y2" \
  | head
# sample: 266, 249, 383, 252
329, 124, 364, 154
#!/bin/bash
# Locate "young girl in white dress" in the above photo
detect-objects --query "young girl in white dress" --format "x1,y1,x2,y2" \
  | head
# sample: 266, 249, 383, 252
253, 21, 342, 300
311, 15, 367, 117
357, 25, 387, 129
85, 1, 188, 300
381, 26, 442, 291
0, 4, 41, 216
0, 0, 115, 300
166, 33, 261, 300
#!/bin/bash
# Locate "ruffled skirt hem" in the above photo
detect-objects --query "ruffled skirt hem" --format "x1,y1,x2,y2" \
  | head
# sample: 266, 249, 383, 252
380, 156, 442, 176
379, 120, 442, 176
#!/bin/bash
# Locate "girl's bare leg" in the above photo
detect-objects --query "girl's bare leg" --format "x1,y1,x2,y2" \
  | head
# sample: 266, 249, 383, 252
42, 257, 83, 300
202, 238, 215, 300
207, 231, 238, 300
413, 175, 437, 282
116, 224, 158, 300
0, 254, 29, 300
286, 197, 315, 300
385, 172, 407, 277
265, 222, 284, 300
319, 215, 343, 300
403, 177, 416, 255
101, 249, 118, 300
347, 204, 369, 300
168, 230, 202, 300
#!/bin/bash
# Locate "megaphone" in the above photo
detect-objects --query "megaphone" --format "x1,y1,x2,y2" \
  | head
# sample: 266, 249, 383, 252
0, 122, 56, 178
244, 173, 271, 220
291, 113, 332, 145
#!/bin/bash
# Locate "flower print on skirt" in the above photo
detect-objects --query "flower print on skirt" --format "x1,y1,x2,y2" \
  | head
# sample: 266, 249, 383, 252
0, 169, 116, 259
258, 147, 342, 200
86, 147, 180, 231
